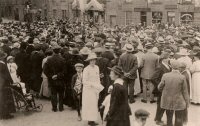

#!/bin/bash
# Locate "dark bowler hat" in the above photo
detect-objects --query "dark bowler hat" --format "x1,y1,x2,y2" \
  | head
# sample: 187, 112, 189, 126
108, 66, 123, 76
135, 109, 150, 118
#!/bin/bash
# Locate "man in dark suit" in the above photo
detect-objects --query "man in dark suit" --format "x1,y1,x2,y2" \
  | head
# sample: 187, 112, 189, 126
0, 50, 16, 119
15, 42, 30, 91
140, 43, 159, 103
44, 45, 65, 112
118, 44, 138, 103
102, 43, 115, 62
30, 44, 44, 93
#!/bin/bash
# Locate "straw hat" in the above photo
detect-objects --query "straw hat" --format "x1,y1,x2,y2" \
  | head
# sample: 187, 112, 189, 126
152, 47, 159, 53
85, 53, 97, 61
124, 44, 134, 52
80, 47, 91, 55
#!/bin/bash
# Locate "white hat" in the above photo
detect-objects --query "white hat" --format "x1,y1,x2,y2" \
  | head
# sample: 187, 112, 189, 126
157, 37, 165, 43
152, 47, 159, 53
85, 53, 97, 61
176, 48, 190, 56
125, 44, 134, 52
13, 42, 20, 48
80, 47, 91, 55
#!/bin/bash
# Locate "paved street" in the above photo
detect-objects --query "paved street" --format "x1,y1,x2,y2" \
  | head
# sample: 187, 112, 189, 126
0, 96, 200, 126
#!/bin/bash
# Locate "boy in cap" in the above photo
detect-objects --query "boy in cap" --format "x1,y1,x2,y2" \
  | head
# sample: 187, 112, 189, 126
133, 109, 150, 126
71, 63, 84, 121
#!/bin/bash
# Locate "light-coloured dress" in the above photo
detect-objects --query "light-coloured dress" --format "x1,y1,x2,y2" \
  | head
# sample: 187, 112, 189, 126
82, 65, 104, 121
39, 56, 51, 97
190, 60, 200, 103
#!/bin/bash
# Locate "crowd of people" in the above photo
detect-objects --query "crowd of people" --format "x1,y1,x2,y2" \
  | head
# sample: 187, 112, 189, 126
0, 19, 200, 126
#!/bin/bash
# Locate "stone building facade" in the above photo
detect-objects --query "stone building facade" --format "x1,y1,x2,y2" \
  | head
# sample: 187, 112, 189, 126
0, 0, 44, 21
105, 0, 200, 27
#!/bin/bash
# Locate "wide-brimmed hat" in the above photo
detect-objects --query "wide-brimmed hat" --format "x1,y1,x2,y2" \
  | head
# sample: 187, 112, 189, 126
85, 53, 97, 61
108, 66, 123, 76
13, 42, 20, 48
72, 48, 80, 55
80, 47, 91, 55
145, 42, 153, 48
74, 63, 84, 68
176, 48, 190, 56
152, 47, 159, 53
157, 37, 165, 44
52, 44, 61, 50
0, 50, 7, 60
93, 47, 105, 53
124, 44, 134, 52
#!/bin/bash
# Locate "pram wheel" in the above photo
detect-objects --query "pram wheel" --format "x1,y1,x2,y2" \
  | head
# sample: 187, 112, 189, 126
36, 104, 43, 112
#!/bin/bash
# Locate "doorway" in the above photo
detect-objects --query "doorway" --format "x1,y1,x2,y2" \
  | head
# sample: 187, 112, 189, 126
110, 15, 117, 27
141, 11, 147, 26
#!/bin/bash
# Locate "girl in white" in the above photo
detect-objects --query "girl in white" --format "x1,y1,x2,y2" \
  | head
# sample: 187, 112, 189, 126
7, 56, 27, 95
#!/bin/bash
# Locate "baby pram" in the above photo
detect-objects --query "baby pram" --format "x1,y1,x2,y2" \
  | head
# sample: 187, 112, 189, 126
6, 83, 43, 112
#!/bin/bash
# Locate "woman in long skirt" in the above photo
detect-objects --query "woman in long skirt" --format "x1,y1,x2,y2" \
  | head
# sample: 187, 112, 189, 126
82, 53, 104, 126
106, 66, 131, 126
40, 49, 53, 98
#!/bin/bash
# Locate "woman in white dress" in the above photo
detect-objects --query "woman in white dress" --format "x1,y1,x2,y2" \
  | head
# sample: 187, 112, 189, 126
40, 49, 53, 98
82, 53, 104, 126
190, 52, 200, 104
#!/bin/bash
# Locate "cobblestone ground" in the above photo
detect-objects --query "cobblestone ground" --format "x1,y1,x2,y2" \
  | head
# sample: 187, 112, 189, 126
0, 96, 200, 126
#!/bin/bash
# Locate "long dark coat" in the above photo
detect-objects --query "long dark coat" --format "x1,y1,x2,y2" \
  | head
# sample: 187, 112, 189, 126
30, 50, 44, 92
64, 54, 83, 107
43, 54, 65, 88
106, 80, 131, 126
0, 61, 16, 117
15, 49, 30, 89
96, 57, 111, 106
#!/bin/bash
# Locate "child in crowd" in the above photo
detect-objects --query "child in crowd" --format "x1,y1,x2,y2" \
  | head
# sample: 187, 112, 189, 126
71, 63, 84, 121
100, 85, 113, 124
133, 109, 150, 126
7, 56, 27, 95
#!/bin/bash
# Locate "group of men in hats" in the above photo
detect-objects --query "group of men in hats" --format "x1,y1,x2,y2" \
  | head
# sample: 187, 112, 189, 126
1, 18, 200, 126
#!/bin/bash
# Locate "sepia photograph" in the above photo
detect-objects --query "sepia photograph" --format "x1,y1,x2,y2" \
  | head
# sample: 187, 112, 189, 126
0, 0, 200, 126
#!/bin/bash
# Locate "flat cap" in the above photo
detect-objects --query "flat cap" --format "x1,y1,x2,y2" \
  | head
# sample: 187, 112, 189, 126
135, 109, 150, 118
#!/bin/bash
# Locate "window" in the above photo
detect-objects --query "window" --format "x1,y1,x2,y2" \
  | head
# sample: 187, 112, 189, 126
125, 11, 133, 25
62, 10, 67, 19
167, 11, 175, 25
180, 12, 194, 24
152, 12, 162, 23
179, 0, 193, 4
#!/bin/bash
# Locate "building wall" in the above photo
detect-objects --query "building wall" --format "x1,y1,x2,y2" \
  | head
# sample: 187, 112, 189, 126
105, 0, 200, 26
